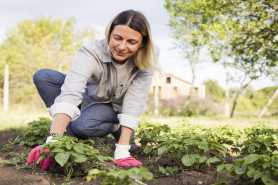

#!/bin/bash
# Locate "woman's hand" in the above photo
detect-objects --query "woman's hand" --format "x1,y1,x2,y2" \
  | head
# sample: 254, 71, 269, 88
113, 126, 142, 168
26, 113, 69, 171
26, 138, 54, 171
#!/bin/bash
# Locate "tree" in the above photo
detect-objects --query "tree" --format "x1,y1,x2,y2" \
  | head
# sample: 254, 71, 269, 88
204, 80, 225, 102
0, 17, 95, 110
165, 0, 278, 117
258, 87, 278, 117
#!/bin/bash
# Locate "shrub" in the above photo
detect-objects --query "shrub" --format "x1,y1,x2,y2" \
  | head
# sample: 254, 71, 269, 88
159, 96, 222, 117
14, 117, 51, 147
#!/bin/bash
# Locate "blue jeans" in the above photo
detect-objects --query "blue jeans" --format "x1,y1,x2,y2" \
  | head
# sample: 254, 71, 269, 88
33, 69, 119, 139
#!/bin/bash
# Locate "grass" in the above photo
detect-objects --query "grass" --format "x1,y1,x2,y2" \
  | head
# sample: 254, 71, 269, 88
0, 105, 277, 131
143, 115, 278, 129
0, 106, 49, 130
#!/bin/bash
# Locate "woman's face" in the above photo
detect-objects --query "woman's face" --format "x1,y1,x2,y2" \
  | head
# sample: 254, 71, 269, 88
109, 25, 143, 63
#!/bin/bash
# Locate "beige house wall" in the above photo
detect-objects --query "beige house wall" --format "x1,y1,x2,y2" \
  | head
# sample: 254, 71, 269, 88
149, 72, 205, 99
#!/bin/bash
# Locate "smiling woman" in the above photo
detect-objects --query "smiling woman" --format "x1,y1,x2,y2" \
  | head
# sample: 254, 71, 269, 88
106, 10, 157, 69
109, 25, 143, 63
27, 9, 159, 169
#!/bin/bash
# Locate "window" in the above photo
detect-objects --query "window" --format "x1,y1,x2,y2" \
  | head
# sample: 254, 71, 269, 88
166, 77, 171, 84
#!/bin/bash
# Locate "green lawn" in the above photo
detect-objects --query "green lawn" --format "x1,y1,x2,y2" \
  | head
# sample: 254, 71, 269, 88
143, 115, 278, 129
0, 108, 277, 131
0, 107, 49, 130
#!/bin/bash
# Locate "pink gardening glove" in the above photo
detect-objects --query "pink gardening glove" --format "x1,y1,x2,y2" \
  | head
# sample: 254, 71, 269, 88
26, 145, 53, 171
113, 144, 142, 168
113, 156, 143, 168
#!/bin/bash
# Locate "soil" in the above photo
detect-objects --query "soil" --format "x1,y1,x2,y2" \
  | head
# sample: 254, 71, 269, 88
149, 171, 215, 185
0, 167, 50, 185
0, 130, 219, 185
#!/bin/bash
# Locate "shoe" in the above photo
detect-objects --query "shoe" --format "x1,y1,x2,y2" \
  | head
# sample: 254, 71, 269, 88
113, 156, 143, 168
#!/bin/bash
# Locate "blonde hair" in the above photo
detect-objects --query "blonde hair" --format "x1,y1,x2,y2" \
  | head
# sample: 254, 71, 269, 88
105, 10, 158, 70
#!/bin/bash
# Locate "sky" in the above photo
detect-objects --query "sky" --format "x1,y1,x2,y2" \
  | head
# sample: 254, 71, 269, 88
0, 0, 275, 89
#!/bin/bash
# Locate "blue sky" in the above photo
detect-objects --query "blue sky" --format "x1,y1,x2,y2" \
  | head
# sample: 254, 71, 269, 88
0, 0, 275, 89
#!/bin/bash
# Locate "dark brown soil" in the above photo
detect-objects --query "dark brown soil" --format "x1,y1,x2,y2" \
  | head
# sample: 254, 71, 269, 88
0, 166, 50, 185
0, 129, 18, 145
149, 170, 215, 185
0, 130, 219, 185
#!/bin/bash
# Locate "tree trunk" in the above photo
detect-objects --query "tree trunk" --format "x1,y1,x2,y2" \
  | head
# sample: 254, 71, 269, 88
224, 88, 230, 117
154, 85, 159, 115
230, 78, 252, 118
224, 70, 230, 117
189, 49, 198, 97
3, 64, 9, 112
154, 72, 160, 115
258, 88, 278, 118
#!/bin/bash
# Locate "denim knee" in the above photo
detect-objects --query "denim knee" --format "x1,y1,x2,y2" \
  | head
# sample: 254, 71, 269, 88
33, 69, 51, 86
68, 120, 113, 138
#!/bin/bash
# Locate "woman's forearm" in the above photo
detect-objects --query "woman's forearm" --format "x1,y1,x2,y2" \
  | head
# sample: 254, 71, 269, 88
117, 126, 133, 145
50, 113, 71, 135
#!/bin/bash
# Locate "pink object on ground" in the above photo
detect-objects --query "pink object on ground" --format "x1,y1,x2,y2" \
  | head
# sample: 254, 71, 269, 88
26, 145, 53, 171
113, 156, 143, 168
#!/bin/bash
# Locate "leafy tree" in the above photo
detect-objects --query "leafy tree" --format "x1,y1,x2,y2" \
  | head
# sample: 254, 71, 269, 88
0, 17, 94, 108
204, 80, 225, 102
164, 0, 278, 117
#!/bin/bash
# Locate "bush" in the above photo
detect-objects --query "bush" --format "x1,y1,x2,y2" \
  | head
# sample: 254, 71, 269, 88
14, 117, 51, 147
159, 96, 222, 117
204, 80, 225, 102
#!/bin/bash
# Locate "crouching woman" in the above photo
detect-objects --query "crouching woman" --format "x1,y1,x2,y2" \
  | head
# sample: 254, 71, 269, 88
27, 9, 158, 169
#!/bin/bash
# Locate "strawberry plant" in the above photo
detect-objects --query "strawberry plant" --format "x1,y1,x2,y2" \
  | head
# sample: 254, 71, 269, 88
86, 167, 153, 185
14, 117, 51, 147
216, 125, 278, 185
137, 123, 226, 170
137, 122, 171, 155
217, 153, 278, 185
241, 126, 278, 155
44, 136, 112, 177
207, 126, 244, 155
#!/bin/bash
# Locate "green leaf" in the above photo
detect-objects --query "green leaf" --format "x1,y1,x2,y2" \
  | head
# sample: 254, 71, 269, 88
207, 157, 221, 165
217, 164, 233, 172
65, 142, 73, 150
72, 153, 87, 163
88, 168, 102, 176
73, 144, 85, 154
182, 154, 199, 167
143, 147, 153, 154
96, 155, 113, 162
158, 145, 168, 156
55, 152, 70, 167
246, 168, 262, 180
198, 156, 208, 163
217, 164, 225, 172
234, 165, 246, 175
86, 169, 102, 182
261, 175, 277, 185
271, 156, 278, 168
243, 154, 261, 165
51, 148, 64, 153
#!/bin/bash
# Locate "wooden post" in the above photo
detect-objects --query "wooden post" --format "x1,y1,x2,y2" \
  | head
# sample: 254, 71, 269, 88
3, 64, 9, 112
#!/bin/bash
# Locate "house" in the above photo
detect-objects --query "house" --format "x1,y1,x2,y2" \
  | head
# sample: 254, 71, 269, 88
149, 71, 206, 99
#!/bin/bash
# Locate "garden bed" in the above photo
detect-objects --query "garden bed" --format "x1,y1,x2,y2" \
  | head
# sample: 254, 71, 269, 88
0, 118, 277, 185
0, 128, 218, 185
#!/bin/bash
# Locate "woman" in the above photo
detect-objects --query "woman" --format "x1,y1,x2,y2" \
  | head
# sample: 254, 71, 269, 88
27, 9, 158, 169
